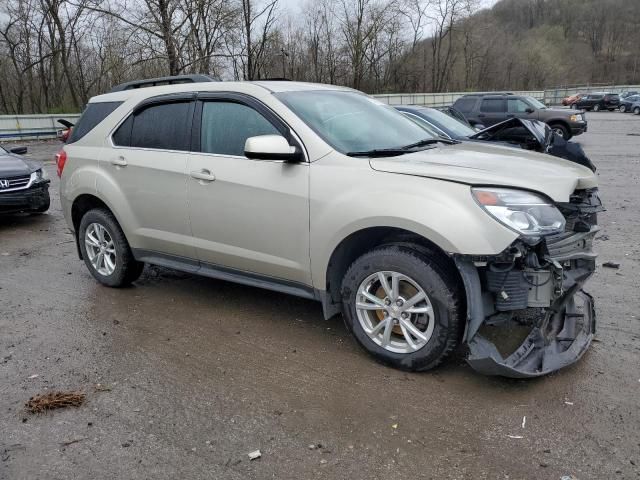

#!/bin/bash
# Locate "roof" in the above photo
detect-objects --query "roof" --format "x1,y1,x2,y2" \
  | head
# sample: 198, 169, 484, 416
89, 80, 353, 104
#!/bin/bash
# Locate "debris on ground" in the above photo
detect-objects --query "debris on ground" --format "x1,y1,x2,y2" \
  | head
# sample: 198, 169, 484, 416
595, 234, 610, 241
61, 437, 87, 447
507, 435, 524, 439
25, 391, 85, 413
564, 401, 574, 406
521, 416, 526, 429
602, 262, 620, 269
28, 374, 39, 379
248, 449, 261, 460
94, 383, 112, 392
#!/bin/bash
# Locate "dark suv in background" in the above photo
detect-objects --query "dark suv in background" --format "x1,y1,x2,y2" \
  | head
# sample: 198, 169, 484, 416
573, 93, 620, 112
453, 93, 587, 139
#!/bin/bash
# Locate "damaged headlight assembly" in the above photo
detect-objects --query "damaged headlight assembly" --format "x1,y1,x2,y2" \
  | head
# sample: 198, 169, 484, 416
472, 187, 565, 241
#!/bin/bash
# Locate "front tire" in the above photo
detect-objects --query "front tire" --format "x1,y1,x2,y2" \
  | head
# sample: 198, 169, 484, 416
550, 123, 570, 140
78, 208, 144, 287
593, 104, 601, 112
620, 105, 627, 113
634, 107, 640, 115
341, 245, 463, 372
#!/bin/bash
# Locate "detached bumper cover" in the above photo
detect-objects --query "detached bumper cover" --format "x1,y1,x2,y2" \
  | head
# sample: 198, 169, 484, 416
466, 290, 594, 378
0, 182, 50, 213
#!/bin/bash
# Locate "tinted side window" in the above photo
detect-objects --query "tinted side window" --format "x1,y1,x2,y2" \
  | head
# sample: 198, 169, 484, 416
453, 97, 477, 113
480, 99, 505, 113
126, 101, 192, 151
507, 98, 531, 113
69, 101, 122, 143
200, 102, 279, 156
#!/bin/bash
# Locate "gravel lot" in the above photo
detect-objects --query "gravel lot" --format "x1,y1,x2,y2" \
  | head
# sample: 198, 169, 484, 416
1, 113, 639, 480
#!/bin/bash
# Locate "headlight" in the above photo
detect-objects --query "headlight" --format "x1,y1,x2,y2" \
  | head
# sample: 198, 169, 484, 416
472, 187, 565, 238
30, 168, 48, 183
570, 114, 584, 122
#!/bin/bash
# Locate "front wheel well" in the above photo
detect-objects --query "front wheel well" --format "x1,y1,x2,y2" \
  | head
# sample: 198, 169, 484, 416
324, 227, 463, 318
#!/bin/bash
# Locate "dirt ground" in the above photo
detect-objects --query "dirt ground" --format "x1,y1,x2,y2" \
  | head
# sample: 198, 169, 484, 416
1, 113, 639, 480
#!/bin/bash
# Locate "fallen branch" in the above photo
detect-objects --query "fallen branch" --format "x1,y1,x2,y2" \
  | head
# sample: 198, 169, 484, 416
26, 391, 86, 414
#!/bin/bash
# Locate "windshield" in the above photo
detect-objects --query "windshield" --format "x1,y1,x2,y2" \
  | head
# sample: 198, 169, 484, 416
417, 108, 476, 138
525, 97, 547, 109
275, 90, 437, 154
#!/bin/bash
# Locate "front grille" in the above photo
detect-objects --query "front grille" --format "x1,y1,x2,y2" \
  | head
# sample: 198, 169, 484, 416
0, 174, 31, 192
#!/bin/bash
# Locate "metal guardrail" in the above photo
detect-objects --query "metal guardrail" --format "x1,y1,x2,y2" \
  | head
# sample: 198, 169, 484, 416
0, 114, 81, 141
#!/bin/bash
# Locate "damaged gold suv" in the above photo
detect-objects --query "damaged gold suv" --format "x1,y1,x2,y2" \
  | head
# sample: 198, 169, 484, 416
58, 77, 603, 377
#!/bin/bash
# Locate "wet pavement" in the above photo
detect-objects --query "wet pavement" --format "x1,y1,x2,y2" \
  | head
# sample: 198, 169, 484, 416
1, 114, 639, 480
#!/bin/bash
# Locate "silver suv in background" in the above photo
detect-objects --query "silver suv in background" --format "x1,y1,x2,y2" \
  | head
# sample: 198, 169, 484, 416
58, 79, 603, 378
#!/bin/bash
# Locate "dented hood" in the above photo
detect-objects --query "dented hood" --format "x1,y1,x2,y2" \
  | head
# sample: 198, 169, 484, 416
369, 142, 598, 202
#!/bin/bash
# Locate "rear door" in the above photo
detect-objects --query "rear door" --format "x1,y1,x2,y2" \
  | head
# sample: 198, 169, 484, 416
477, 98, 507, 126
186, 93, 311, 285
106, 94, 196, 260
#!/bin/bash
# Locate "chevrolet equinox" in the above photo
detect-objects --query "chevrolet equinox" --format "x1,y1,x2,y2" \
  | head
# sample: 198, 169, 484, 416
59, 79, 602, 378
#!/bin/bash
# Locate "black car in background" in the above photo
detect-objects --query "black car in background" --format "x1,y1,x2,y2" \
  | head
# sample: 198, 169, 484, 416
396, 105, 596, 171
452, 93, 587, 139
573, 93, 620, 111
0, 145, 50, 214
618, 95, 640, 113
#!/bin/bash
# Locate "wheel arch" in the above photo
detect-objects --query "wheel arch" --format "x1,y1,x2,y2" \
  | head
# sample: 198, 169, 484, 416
71, 193, 126, 259
321, 226, 464, 319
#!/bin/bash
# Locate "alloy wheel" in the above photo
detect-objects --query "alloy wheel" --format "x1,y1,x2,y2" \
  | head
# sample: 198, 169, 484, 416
84, 223, 117, 276
355, 271, 435, 354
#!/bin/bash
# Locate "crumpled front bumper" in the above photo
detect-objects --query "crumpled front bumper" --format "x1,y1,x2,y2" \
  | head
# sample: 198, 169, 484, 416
466, 290, 595, 378
455, 223, 599, 378
0, 182, 50, 214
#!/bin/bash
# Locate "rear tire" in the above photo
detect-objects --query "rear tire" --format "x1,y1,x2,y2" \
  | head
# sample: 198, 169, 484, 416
593, 104, 601, 112
340, 245, 463, 372
78, 208, 144, 287
634, 107, 640, 115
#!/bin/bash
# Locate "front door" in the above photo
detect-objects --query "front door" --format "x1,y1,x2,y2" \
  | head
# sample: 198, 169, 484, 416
186, 96, 311, 286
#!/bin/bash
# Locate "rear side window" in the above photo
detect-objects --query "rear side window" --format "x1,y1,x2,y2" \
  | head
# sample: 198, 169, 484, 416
200, 101, 279, 157
453, 97, 477, 113
69, 101, 122, 143
113, 101, 192, 151
480, 98, 506, 112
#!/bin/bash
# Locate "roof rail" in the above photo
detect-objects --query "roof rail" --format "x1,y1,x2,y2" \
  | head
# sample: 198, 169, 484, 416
109, 74, 216, 92
461, 92, 515, 97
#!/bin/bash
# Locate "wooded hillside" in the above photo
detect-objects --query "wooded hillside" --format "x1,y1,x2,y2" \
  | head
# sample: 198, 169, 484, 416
1, 0, 639, 114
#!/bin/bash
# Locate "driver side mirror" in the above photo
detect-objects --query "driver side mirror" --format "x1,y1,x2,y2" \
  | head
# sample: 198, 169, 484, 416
244, 135, 302, 162
10, 146, 28, 155
525, 108, 535, 114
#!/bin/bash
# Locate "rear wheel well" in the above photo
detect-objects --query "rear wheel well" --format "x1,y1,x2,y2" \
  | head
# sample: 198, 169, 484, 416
71, 195, 111, 232
325, 227, 463, 318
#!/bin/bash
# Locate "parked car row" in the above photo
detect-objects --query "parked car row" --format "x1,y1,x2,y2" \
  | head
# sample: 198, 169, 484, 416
561, 91, 640, 113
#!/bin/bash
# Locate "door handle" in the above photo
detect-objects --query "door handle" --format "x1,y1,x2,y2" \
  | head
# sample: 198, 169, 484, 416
190, 169, 216, 182
110, 156, 127, 167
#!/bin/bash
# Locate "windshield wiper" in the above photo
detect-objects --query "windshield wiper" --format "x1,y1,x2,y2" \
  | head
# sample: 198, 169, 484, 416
347, 138, 459, 157
400, 138, 459, 149
346, 148, 411, 157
